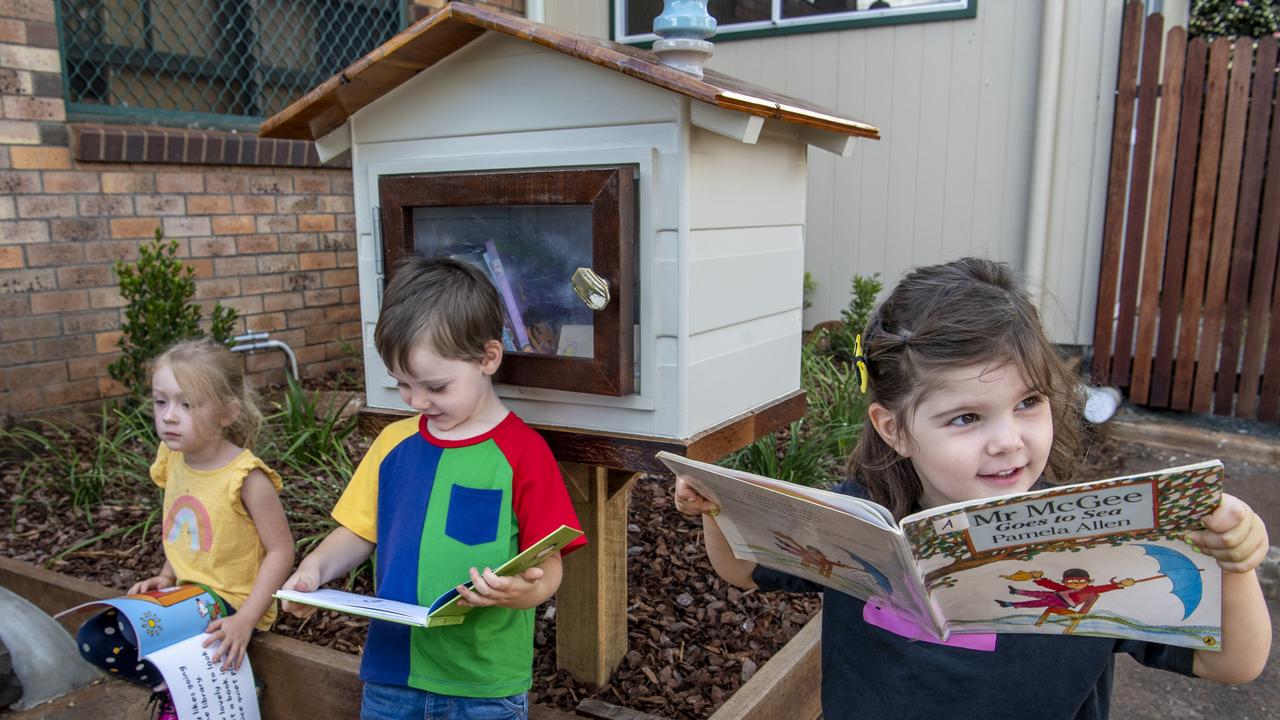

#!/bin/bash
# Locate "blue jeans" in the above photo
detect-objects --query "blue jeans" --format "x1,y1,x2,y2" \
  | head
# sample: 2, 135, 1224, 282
360, 682, 529, 720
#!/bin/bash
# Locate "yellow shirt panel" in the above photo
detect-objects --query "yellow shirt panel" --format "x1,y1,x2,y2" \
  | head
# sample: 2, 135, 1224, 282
331, 415, 422, 543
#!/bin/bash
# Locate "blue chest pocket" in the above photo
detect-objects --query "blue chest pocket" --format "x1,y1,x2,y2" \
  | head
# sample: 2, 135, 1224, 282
445, 485, 503, 546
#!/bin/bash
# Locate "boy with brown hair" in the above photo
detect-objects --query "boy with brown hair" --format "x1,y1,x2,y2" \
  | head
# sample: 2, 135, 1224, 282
282, 256, 585, 720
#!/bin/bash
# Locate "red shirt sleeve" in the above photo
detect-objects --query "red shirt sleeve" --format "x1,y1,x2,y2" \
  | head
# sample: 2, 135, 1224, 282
496, 417, 587, 557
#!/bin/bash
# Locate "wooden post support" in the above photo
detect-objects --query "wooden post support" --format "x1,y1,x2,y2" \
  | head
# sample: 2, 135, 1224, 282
555, 463, 639, 687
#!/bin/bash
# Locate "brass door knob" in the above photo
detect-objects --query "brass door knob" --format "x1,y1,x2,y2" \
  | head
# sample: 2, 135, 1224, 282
571, 267, 611, 311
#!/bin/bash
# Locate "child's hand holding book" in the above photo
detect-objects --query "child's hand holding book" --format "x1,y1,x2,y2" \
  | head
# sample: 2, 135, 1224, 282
128, 573, 177, 595
1186, 493, 1269, 574
279, 573, 322, 619
203, 612, 256, 671
673, 475, 720, 517
454, 565, 549, 608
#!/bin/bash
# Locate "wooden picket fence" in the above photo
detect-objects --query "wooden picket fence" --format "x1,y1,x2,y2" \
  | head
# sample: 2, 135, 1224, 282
1093, 1, 1280, 421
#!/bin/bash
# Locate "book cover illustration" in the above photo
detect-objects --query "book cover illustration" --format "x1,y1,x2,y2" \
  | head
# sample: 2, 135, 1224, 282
442, 245, 520, 352
275, 525, 584, 627
903, 461, 1223, 649
58, 585, 260, 720
482, 240, 533, 352
657, 451, 1225, 649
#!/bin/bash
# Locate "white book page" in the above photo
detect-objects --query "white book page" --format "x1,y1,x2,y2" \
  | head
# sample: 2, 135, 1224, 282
143, 635, 259, 720
274, 588, 431, 625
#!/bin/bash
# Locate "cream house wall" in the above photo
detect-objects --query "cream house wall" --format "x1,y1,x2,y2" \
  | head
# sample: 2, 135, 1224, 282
544, 0, 1133, 346
542, 0, 609, 37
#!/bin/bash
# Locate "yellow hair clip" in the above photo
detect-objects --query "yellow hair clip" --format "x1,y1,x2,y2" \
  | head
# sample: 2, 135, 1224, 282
854, 334, 868, 394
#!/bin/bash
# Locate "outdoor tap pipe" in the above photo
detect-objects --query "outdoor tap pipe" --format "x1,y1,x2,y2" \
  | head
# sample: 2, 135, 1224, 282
230, 334, 299, 380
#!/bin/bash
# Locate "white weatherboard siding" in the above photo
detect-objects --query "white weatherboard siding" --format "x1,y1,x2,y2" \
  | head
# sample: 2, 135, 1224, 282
548, 0, 1127, 344
707, 2, 1042, 333
543, 0, 609, 39
684, 127, 807, 435
1039, 0, 1125, 345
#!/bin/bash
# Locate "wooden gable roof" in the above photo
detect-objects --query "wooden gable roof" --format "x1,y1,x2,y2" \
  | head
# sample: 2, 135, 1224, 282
259, 2, 879, 144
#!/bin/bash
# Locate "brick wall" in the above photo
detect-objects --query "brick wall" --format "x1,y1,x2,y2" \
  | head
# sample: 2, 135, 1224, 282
0, 0, 535, 420
0, 0, 361, 419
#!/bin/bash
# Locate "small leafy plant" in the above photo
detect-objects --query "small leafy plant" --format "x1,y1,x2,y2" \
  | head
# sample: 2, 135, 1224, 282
108, 229, 239, 397
823, 273, 882, 365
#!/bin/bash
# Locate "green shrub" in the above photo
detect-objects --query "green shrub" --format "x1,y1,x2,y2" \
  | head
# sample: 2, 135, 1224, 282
1190, 0, 1280, 38
824, 273, 882, 365
107, 230, 239, 397
842, 273, 882, 339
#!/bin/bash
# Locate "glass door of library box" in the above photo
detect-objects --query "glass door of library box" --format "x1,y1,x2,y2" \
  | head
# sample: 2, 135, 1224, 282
378, 166, 636, 397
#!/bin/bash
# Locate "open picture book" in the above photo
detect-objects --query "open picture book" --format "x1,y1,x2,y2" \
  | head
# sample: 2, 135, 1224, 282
657, 452, 1224, 651
58, 585, 260, 720
275, 524, 583, 627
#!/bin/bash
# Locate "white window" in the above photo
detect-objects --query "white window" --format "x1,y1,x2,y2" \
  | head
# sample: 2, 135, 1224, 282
614, 0, 976, 44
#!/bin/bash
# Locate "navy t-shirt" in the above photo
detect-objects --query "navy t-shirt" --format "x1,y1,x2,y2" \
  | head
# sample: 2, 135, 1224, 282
751, 482, 1196, 720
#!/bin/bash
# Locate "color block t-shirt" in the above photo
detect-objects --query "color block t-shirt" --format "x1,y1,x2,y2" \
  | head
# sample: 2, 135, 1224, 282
332, 412, 586, 698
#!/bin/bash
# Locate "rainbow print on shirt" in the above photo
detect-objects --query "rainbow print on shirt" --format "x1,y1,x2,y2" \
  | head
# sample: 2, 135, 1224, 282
163, 494, 213, 552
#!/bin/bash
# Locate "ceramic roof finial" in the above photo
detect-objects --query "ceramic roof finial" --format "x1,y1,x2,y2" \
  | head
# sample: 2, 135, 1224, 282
652, 0, 716, 78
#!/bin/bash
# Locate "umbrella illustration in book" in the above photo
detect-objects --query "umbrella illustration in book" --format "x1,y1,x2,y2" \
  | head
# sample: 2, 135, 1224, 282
993, 544, 1202, 634
838, 548, 895, 598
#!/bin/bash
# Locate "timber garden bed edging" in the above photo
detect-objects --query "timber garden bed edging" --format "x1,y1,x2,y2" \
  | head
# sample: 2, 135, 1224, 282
0, 556, 821, 720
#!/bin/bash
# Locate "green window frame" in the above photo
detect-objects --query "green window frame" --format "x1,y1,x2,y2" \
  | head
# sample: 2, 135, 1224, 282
56, 0, 409, 130
612, 0, 977, 45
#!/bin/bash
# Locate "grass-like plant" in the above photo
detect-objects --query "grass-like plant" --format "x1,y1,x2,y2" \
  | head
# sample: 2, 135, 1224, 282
257, 376, 362, 559
2, 380, 369, 581
1, 404, 155, 518
264, 375, 357, 473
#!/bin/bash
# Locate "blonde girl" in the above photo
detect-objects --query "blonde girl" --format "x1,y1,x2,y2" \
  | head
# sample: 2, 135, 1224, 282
82, 338, 293, 718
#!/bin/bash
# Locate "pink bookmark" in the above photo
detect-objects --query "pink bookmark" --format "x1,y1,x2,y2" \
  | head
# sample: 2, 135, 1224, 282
863, 597, 997, 651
